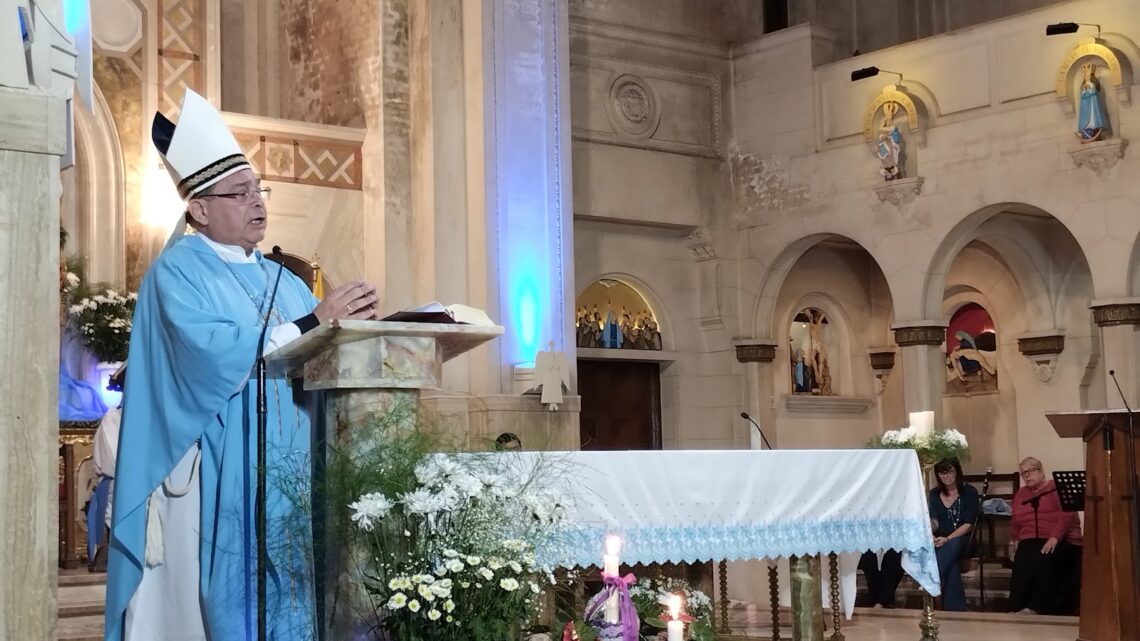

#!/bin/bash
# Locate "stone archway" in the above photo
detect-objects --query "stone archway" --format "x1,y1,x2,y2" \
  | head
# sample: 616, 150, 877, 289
926, 204, 1095, 472
71, 84, 127, 286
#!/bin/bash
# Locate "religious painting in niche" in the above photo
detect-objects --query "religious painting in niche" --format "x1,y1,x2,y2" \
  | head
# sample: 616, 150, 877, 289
789, 308, 832, 395
945, 303, 998, 394
1075, 62, 1110, 143
574, 279, 663, 350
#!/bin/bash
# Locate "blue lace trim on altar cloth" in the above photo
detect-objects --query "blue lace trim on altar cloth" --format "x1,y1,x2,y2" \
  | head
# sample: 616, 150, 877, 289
537, 517, 941, 596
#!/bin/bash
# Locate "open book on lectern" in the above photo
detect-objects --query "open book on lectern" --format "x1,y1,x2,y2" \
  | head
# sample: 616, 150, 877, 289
381, 302, 495, 326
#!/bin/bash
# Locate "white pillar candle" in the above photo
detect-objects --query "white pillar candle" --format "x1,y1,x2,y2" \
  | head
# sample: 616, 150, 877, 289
667, 594, 684, 641
909, 410, 935, 436
604, 535, 621, 623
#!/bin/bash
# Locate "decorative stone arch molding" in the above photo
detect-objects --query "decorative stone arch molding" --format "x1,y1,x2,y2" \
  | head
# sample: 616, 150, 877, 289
72, 85, 126, 286
1055, 38, 1132, 116
574, 273, 674, 352
780, 293, 856, 397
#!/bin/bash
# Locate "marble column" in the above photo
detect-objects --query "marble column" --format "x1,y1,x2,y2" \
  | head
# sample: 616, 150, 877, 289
1090, 299, 1140, 406
735, 339, 778, 449
788, 555, 824, 641
482, 0, 576, 391
0, 2, 76, 638
892, 322, 947, 420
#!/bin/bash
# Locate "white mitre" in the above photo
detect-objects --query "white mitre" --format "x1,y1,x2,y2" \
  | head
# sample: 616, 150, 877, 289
151, 89, 251, 248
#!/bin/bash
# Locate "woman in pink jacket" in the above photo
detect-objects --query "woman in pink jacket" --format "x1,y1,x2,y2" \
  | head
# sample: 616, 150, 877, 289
1007, 457, 1082, 615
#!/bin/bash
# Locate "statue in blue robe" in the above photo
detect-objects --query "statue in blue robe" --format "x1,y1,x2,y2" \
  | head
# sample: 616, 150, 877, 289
104, 234, 320, 640
601, 309, 622, 349
1076, 62, 1108, 143
877, 101, 903, 181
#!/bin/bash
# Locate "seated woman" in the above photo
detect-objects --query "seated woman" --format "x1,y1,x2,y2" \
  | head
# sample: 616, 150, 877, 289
928, 458, 980, 611
1008, 456, 1082, 615
857, 549, 903, 608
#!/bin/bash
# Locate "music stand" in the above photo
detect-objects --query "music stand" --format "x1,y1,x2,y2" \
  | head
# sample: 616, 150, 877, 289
1052, 471, 1086, 512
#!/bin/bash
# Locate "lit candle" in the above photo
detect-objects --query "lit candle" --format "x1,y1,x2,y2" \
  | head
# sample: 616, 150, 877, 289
667, 594, 684, 641
909, 410, 935, 436
603, 535, 621, 623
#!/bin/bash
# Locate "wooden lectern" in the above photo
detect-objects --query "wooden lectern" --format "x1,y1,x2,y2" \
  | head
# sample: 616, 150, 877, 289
1046, 410, 1139, 641
267, 319, 504, 638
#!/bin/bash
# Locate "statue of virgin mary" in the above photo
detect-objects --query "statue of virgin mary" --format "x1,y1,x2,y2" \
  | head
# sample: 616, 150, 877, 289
1076, 62, 1108, 143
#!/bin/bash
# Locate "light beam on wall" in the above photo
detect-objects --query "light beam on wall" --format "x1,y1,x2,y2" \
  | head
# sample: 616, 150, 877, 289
61, 0, 92, 110
141, 155, 185, 233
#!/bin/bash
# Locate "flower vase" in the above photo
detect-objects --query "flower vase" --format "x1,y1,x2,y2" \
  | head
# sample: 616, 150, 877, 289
96, 361, 123, 409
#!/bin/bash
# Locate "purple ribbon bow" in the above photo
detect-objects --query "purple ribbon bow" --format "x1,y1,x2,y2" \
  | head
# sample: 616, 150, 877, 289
584, 572, 640, 641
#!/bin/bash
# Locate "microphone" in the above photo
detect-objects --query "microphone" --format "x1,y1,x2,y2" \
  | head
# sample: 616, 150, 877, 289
1107, 369, 1131, 452
254, 244, 285, 641
256, 246, 287, 360
740, 412, 773, 450
1022, 486, 1058, 505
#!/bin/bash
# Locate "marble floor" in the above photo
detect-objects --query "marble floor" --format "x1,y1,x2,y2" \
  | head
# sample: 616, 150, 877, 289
729, 607, 1079, 641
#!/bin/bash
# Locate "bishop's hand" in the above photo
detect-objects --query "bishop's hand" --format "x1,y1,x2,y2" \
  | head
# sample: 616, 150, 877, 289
312, 280, 379, 322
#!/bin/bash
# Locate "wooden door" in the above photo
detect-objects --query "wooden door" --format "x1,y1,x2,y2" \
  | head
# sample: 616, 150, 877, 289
577, 360, 661, 450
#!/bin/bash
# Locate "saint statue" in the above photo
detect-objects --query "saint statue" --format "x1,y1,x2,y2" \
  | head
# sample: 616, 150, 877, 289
877, 102, 903, 181
1076, 62, 1108, 143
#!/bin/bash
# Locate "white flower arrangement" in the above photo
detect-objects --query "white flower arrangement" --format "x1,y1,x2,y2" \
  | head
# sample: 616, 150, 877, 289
68, 288, 138, 362
873, 423, 969, 468
339, 443, 573, 641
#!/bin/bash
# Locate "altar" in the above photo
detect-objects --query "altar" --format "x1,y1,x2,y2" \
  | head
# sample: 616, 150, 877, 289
477, 448, 941, 639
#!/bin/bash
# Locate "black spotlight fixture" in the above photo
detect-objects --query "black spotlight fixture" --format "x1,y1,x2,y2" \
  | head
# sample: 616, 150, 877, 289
1046, 22, 1100, 36
850, 66, 903, 83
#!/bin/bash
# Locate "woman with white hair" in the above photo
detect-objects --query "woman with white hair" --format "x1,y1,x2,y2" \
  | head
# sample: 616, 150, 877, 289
1008, 456, 1082, 615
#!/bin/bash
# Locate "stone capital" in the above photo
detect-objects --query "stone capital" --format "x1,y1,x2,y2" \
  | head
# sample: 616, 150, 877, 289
734, 338, 778, 363
1090, 299, 1140, 327
867, 347, 897, 371
891, 322, 946, 347
1017, 330, 1066, 356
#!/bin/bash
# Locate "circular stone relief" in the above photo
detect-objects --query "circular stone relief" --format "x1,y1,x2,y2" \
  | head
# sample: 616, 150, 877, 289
606, 74, 660, 138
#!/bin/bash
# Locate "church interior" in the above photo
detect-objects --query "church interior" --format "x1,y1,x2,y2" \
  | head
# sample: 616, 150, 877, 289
4, 0, 1140, 639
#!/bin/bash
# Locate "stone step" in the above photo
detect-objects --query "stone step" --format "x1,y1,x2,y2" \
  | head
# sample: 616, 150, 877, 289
56, 615, 103, 641
59, 572, 107, 588
59, 601, 105, 618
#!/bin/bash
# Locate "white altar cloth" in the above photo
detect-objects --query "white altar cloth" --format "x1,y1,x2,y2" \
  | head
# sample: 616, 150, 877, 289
519, 449, 939, 614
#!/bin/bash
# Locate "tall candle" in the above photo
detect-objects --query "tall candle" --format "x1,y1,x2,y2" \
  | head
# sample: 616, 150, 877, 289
667, 594, 683, 641
603, 535, 621, 623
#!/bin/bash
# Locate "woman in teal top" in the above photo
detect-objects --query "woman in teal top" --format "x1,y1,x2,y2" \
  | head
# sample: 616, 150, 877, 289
927, 458, 980, 611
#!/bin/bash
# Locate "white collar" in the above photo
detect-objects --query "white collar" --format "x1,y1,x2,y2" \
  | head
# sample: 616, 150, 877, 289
197, 233, 258, 264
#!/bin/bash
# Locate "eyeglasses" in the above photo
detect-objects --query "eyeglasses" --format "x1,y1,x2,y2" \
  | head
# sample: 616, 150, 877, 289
199, 186, 271, 204
1019, 468, 1041, 476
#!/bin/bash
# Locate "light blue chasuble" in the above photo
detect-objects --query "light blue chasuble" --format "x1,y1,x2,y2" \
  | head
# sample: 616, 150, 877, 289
105, 234, 319, 641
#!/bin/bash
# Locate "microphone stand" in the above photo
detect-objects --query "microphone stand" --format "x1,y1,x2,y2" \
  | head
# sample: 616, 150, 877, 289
255, 247, 287, 641
1107, 369, 1140, 609
740, 412, 773, 450
966, 471, 991, 610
